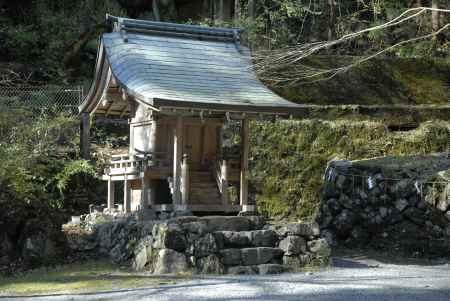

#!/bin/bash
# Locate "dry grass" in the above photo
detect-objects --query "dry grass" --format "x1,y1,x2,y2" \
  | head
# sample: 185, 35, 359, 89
0, 260, 189, 296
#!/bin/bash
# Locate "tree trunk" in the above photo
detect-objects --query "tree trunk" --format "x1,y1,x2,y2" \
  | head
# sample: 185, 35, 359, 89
217, 0, 225, 21
152, 0, 161, 21
248, 0, 256, 20
327, 0, 336, 41
234, 0, 241, 22
431, 0, 440, 33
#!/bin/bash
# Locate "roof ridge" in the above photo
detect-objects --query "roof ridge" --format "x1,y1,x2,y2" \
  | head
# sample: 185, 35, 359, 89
106, 14, 241, 41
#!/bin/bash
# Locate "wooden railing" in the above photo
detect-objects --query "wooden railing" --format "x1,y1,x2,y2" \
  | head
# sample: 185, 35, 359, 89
105, 152, 172, 176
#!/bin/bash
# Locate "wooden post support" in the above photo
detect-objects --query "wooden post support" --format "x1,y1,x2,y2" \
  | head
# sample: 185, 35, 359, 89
149, 120, 158, 154
181, 154, 190, 205
140, 176, 148, 210
80, 112, 90, 159
221, 159, 229, 205
148, 179, 156, 206
173, 116, 183, 205
124, 176, 131, 213
240, 119, 249, 208
107, 177, 115, 210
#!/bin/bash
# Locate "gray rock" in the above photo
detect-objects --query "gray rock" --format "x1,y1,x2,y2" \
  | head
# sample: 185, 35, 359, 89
240, 248, 258, 265
307, 238, 331, 257
194, 233, 219, 258
278, 236, 306, 255
350, 226, 368, 242
321, 229, 337, 247
66, 232, 97, 251
227, 265, 258, 275
298, 253, 314, 265
258, 264, 284, 274
436, 198, 448, 212
202, 216, 252, 232
278, 222, 320, 237
403, 207, 426, 225
197, 254, 225, 274
154, 224, 186, 252
132, 235, 154, 271
220, 248, 241, 266
379, 207, 388, 219
338, 194, 353, 209
336, 175, 347, 190
219, 231, 251, 248
327, 198, 342, 215
182, 221, 209, 235
282, 253, 313, 268
241, 247, 283, 265
395, 199, 409, 212
154, 249, 188, 274
250, 230, 278, 247
333, 209, 354, 237
445, 225, 450, 237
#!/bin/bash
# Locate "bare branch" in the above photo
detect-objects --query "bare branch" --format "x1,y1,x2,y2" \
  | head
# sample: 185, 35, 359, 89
253, 7, 450, 86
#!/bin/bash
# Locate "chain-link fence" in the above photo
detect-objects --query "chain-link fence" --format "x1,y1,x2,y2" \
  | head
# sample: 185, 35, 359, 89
0, 86, 83, 115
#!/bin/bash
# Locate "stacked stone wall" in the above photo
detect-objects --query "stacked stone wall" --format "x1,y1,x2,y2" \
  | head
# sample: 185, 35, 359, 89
63, 214, 330, 274
317, 159, 450, 256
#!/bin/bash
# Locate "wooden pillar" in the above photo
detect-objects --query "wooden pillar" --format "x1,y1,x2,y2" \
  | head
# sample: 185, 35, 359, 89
221, 159, 229, 205
129, 124, 135, 155
181, 154, 190, 206
149, 120, 158, 153
124, 176, 131, 213
107, 177, 115, 210
80, 112, 90, 159
240, 119, 249, 208
173, 116, 183, 205
140, 176, 148, 210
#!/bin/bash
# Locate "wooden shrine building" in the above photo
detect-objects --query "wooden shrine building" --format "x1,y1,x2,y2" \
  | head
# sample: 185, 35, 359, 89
79, 15, 302, 214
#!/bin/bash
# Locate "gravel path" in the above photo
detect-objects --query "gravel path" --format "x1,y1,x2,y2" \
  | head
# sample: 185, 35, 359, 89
2, 258, 450, 301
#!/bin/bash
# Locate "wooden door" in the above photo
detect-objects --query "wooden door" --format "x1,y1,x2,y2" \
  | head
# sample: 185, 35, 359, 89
183, 123, 218, 171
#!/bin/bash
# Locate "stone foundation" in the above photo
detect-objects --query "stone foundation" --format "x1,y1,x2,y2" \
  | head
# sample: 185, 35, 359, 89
63, 214, 329, 274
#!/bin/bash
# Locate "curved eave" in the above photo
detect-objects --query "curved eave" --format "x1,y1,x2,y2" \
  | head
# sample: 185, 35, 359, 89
78, 40, 109, 114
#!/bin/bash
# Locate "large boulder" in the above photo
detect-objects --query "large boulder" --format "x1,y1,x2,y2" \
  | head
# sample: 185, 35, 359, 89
241, 247, 283, 265
154, 249, 188, 274
202, 216, 252, 232
197, 254, 225, 274
307, 238, 331, 257
194, 233, 220, 258
219, 248, 241, 266
333, 209, 355, 237
218, 231, 251, 248
278, 236, 306, 255
258, 264, 284, 275
181, 221, 209, 235
250, 230, 278, 247
227, 265, 258, 275
277, 222, 320, 237
153, 223, 186, 252
132, 235, 154, 271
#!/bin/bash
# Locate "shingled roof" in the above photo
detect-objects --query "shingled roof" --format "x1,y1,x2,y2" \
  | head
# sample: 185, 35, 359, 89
80, 15, 301, 115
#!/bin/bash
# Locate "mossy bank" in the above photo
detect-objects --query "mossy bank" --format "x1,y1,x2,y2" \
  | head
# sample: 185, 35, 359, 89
250, 119, 450, 220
